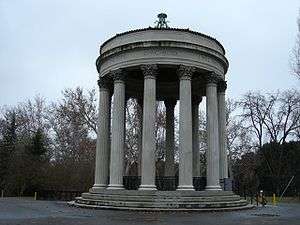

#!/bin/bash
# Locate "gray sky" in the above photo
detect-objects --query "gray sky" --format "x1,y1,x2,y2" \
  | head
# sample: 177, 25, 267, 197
0, 0, 299, 106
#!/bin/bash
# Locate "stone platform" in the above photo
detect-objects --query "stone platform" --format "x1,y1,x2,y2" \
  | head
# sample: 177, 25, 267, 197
70, 189, 251, 211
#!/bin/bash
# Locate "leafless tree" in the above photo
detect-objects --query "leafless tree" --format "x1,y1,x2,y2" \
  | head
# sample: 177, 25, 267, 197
237, 92, 276, 176
264, 90, 300, 143
238, 90, 300, 179
225, 99, 255, 177
59, 87, 97, 134
124, 98, 139, 175
239, 91, 276, 149
197, 108, 207, 176
155, 102, 166, 161
47, 87, 97, 162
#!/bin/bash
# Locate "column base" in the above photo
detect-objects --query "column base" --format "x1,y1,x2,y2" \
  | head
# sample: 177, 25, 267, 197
177, 185, 195, 191
91, 184, 107, 192
107, 184, 124, 190
205, 185, 222, 191
138, 184, 157, 191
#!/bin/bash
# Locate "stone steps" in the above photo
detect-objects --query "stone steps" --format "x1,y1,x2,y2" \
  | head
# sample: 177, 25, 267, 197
71, 201, 253, 211
73, 197, 248, 210
71, 190, 250, 211
81, 193, 241, 203
89, 189, 236, 196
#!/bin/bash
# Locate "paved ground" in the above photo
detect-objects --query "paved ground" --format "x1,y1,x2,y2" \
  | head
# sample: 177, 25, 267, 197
0, 197, 299, 225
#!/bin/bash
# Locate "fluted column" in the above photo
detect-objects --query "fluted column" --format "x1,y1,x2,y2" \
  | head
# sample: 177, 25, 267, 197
124, 96, 129, 175
107, 92, 112, 178
206, 73, 222, 191
137, 98, 143, 176
139, 64, 158, 190
218, 81, 228, 179
107, 69, 126, 190
164, 99, 176, 177
92, 77, 111, 190
177, 65, 195, 191
192, 97, 202, 178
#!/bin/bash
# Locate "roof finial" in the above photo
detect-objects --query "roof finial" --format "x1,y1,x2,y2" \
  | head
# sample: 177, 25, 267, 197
155, 13, 169, 28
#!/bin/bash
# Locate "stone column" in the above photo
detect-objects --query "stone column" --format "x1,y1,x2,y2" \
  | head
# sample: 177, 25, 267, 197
92, 77, 111, 190
137, 98, 143, 177
192, 97, 202, 178
206, 73, 222, 191
218, 81, 228, 180
164, 99, 176, 177
139, 64, 158, 190
107, 69, 126, 190
177, 65, 195, 191
107, 92, 112, 178
124, 96, 129, 176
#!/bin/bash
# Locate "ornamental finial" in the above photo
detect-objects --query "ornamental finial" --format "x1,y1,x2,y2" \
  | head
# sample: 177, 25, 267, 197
155, 13, 169, 28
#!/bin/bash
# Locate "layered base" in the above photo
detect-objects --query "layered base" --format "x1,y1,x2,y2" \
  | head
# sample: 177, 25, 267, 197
70, 189, 252, 211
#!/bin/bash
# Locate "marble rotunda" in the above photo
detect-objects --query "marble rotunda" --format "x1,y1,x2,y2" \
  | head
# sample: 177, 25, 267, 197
72, 15, 250, 210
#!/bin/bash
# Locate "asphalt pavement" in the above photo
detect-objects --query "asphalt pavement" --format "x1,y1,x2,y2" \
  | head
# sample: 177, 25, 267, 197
0, 197, 299, 225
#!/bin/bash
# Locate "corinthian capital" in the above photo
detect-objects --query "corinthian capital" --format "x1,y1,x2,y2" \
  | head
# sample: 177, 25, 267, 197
111, 69, 126, 82
218, 80, 227, 93
206, 72, 222, 84
177, 65, 196, 80
141, 64, 158, 79
98, 76, 111, 90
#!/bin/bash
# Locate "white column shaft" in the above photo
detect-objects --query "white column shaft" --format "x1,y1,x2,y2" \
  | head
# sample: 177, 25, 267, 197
139, 65, 157, 190
192, 101, 200, 177
178, 75, 194, 190
218, 91, 228, 179
137, 99, 143, 177
108, 79, 125, 189
93, 85, 110, 190
164, 101, 176, 177
206, 82, 222, 190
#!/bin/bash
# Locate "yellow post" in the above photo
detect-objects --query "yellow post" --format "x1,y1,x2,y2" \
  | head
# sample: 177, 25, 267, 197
1, 190, 3, 198
272, 193, 276, 205
34, 192, 37, 201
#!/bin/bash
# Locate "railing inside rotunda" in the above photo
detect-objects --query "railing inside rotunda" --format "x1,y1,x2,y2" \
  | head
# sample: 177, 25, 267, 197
123, 176, 207, 191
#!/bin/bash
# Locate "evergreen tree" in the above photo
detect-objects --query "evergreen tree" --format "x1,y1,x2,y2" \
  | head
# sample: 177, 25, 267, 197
29, 128, 47, 159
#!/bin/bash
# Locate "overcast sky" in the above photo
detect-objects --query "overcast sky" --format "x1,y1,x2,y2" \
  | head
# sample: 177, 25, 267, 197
0, 0, 299, 106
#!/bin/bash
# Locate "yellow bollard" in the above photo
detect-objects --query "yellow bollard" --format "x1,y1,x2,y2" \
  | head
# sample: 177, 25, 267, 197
1, 190, 3, 198
272, 193, 276, 205
34, 192, 37, 201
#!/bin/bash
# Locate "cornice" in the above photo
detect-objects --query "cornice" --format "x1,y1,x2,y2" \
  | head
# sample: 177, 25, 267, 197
100, 27, 226, 55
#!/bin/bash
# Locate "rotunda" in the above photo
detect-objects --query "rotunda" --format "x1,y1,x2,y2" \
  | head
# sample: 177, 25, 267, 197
72, 14, 250, 210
